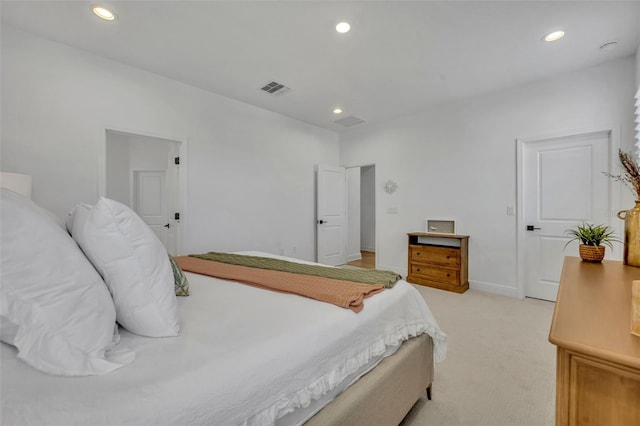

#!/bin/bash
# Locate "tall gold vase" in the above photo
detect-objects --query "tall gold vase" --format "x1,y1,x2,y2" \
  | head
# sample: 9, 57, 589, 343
618, 201, 640, 267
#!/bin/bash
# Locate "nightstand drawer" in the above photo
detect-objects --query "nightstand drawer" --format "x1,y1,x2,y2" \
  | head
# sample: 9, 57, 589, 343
410, 245, 460, 267
410, 264, 459, 284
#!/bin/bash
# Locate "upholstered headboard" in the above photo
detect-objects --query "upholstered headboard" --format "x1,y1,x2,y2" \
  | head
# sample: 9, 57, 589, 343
0, 172, 32, 198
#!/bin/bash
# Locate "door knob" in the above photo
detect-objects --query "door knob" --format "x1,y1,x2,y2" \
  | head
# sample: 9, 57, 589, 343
526, 225, 541, 231
164, 223, 170, 228
317, 219, 327, 224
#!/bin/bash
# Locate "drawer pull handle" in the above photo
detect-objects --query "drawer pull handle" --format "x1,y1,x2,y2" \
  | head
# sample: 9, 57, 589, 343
446, 256, 450, 259
416, 252, 420, 255
446, 273, 450, 277
416, 269, 421, 272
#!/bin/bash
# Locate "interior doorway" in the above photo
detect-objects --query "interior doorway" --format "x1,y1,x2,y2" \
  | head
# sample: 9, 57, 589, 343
346, 250, 376, 269
346, 165, 376, 269
133, 170, 169, 246
104, 129, 184, 255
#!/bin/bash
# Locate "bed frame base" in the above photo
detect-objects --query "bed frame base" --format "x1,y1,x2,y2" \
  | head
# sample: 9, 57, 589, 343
304, 334, 434, 426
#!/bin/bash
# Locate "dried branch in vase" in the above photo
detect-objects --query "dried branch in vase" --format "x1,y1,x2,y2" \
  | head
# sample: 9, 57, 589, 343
604, 149, 640, 201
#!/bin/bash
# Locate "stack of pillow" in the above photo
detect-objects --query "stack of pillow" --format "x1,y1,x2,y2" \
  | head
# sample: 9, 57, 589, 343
0, 189, 187, 376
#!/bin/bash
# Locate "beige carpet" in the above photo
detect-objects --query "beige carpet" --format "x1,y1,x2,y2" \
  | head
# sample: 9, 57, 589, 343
400, 286, 556, 426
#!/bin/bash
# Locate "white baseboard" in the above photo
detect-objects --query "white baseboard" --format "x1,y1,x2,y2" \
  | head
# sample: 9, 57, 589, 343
469, 280, 521, 298
361, 246, 375, 253
346, 253, 362, 262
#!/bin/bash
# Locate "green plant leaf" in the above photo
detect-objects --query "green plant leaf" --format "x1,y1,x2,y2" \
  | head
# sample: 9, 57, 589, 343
563, 222, 621, 250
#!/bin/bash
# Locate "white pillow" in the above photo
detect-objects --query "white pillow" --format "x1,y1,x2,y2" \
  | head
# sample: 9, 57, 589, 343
65, 202, 90, 234
70, 197, 180, 337
0, 188, 133, 375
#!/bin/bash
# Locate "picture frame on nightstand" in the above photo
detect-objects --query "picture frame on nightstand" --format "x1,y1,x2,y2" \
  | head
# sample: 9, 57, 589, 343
425, 220, 455, 234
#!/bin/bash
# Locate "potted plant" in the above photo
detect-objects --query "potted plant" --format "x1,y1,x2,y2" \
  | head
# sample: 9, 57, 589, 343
564, 222, 620, 263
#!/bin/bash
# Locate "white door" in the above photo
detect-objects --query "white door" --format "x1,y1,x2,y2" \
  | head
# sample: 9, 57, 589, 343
133, 170, 169, 249
316, 165, 347, 266
521, 131, 612, 301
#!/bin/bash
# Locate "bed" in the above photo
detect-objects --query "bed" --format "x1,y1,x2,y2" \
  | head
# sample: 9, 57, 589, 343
0, 173, 447, 426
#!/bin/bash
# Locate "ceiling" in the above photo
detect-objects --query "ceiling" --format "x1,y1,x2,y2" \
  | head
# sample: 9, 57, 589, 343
2, 1, 639, 133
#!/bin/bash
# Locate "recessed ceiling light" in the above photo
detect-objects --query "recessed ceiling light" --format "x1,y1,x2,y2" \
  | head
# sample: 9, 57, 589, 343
544, 30, 565, 42
333, 108, 343, 114
336, 22, 350, 34
93, 6, 116, 21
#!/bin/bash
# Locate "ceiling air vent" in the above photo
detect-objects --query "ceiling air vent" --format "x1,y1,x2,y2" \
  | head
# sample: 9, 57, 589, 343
260, 81, 291, 95
334, 115, 366, 127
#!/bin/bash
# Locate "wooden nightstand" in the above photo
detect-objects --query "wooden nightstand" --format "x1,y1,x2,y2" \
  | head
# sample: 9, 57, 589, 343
406, 232, 469, 293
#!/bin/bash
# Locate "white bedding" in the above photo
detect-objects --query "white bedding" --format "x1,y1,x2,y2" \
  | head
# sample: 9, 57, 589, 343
1, 252, 447, 426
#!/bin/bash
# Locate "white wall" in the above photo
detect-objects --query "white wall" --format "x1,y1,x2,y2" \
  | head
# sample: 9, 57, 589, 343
360, 165, 376, 252
636, 46, 640, 152
340, 56, 636, 295
128, 135, 172, 172
636, 44, 640, 85
1, 27, 339, 260
105, 132, 130, 205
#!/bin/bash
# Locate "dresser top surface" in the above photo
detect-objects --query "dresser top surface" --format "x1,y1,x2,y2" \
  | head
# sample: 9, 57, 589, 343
408, 232, 469, 239
549, 256, 640, 368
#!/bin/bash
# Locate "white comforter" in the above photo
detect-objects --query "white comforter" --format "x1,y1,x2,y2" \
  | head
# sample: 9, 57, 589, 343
1, 252, 447, 426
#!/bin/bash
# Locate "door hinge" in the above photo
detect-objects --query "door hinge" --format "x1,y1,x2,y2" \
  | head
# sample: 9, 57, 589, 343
174, 157, 180, 165
174, 212, 180, 221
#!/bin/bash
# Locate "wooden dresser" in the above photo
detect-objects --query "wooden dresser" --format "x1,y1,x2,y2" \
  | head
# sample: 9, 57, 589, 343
549, 257, 640, 425
406, 232, 469, 293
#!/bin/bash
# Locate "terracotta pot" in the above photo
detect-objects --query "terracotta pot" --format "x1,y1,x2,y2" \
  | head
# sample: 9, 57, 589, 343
579, 244, 605, 263
617, 201, 640, 267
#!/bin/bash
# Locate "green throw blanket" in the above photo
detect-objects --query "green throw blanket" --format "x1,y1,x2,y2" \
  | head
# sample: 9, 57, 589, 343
189, 252, 402, 289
